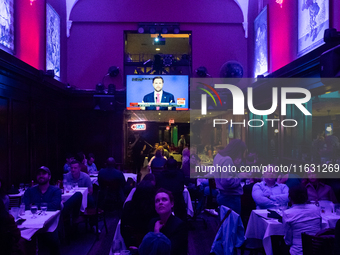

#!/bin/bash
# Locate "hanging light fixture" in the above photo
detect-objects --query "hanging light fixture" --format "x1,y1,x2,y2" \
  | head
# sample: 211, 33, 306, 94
30, 0, 36, 5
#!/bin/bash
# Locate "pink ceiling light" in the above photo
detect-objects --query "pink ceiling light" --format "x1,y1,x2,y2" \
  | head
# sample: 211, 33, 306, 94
30, 0, 36, 5
276, 0, 283, 8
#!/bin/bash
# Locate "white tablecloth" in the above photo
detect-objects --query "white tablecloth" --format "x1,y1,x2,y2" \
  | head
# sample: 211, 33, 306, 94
109, 220, 127, 255
245, 209, 340, 255
18, 210, 60, 240
90, 173, 137, 186
62, 187, 88, 212
183, 187, 194, 217
8, 191, 25, 198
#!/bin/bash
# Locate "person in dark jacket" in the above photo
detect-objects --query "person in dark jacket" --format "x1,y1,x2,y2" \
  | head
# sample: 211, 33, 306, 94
121, 181, 157, 248
149, 188, 188, 255
157, 158, 186, 221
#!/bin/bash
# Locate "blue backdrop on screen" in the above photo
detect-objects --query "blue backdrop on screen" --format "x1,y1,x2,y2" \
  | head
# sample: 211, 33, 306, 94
126, 75, 189, 110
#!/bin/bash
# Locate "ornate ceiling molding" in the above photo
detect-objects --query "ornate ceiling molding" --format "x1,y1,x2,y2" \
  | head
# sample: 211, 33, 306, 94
233, 0, 249, 38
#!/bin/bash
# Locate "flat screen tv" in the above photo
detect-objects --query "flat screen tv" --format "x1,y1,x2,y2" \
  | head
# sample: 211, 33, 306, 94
126, 75, 189, 110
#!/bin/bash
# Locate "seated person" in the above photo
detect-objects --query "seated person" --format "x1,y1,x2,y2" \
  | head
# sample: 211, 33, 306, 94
23, 166, 62, 255
139, 232, 171, 255
252, 167, 289, 209
24, 166, 61, 210
121, 181, 157, 248
75, 152, 89, 174
149, 189, 188, 255
283, 185, 322, 255
149, 146, 167, 172
86, 153, 98, 174
64, 160, 93, 195
157, 159, 186, 220
0, 199, 22, 254
303, 170, 338, 203
63, 153, 74, 173
98, 157, 126, 208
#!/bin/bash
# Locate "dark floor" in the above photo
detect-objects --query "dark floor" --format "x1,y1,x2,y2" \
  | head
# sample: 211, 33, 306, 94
59, 211, 220, 255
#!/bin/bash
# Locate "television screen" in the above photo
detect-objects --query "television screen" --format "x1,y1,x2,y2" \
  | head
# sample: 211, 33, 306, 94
126, 75, 189, 110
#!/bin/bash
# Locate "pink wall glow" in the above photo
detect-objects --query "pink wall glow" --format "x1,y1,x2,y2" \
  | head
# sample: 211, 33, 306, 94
15, 0, 66, 81
67, 0, 246, 90
16, 0, 45, 70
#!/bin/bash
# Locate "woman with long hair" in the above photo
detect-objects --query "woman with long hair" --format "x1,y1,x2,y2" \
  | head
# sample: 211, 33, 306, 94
121, 180, 158, 248
212, 139, 247, 215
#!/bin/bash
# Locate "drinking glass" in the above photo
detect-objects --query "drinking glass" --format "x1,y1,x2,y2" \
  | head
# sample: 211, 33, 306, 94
75, 183, 78, 190
19, 183, 24, 192
41, 203, 48, 215
66, 183, 72, 193
10, 207, 19, 220
31, 205, 38, 219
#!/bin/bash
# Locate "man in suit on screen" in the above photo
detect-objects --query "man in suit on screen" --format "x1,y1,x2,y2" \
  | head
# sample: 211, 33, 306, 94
141, 76, 175, 110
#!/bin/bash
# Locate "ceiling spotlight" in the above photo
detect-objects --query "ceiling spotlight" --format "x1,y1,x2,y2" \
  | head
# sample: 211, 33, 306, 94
150, 27, 156, 34
162, 27, 168, 34
173, 26, 180, 34
156, 48, 160, 51
138, 27, 145, 33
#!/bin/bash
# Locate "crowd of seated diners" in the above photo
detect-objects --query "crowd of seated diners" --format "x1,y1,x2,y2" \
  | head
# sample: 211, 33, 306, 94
2, 142, 340, 255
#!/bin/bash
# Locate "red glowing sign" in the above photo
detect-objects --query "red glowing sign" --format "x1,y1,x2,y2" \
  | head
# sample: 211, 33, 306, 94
169, 119, 175, 124
131, 123, 146, 131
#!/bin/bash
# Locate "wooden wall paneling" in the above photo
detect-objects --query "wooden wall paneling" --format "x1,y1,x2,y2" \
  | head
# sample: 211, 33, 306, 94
0, 97, 9, 190
11, 99, 29, 186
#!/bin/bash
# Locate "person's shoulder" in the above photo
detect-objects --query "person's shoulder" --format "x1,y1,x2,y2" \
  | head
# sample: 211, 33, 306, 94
49, 185, 61, 193
168, 214, 184, 226
163, 91, 174, 97
80, 171, 91, 179
144, 92, 154, 99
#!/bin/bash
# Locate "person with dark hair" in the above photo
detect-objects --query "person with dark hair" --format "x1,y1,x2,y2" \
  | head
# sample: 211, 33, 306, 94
23, 166, 62, 255
24, 166, 62, 211
282, 185, 322, 255
64, 153, 74, 173
130, 133, 147, 174
0, 199, 22, 254
75, 152, 89, 174
211, 139, 247, 215
149, 188, 188, 255
86, 153, 98, 174
252, 167, 289, 209
0, 177, 9, 212
303, 170, 338, 203
141, 76, 175, 111
98, 157, 126, 206
138, 232, 171, 255
148, 146, 167, 172
65, 160, 93, 195
157, 159, 186, 220
121, 181, 158, 248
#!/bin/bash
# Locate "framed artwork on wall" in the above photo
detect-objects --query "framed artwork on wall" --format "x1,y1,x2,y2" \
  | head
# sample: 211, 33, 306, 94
46, 4, 60, 77
298, 0, 329, 56
0, 0, 15, 54
254, 5, 268, 78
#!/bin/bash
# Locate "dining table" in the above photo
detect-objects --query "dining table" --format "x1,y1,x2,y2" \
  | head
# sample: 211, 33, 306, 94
245, 209, 340, 255
90, 173, 138, 186
62, 187, 88, 212
17, 210, 61, 241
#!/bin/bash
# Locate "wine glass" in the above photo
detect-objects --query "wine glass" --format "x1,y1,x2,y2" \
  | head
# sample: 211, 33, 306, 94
31, 205, 38, 219
41, 203, 48, 215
